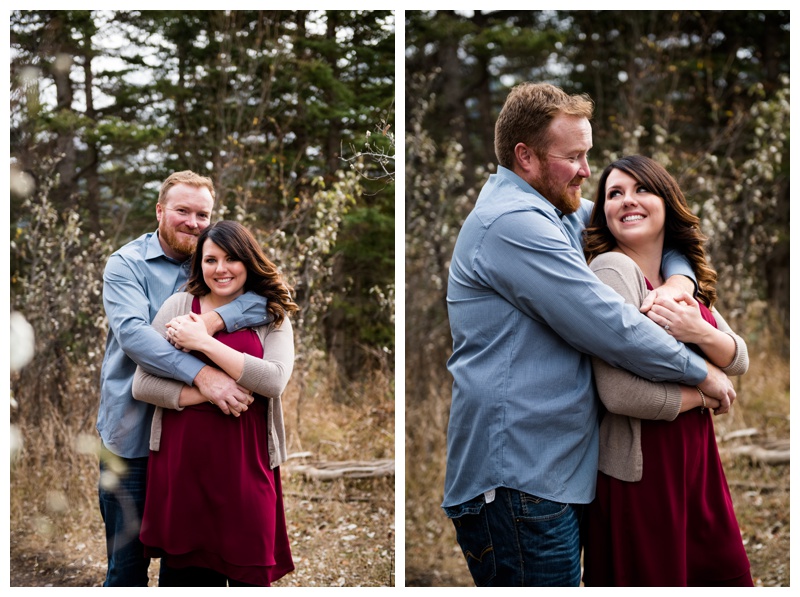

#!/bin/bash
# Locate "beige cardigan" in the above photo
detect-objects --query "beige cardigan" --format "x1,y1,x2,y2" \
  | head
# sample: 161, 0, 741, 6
590, 252, 749, 482
132, 292, 293, 469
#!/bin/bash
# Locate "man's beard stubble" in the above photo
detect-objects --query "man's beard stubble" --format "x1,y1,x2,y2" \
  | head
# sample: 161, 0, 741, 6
159, 223, 198, 258
533, 170, 583, 216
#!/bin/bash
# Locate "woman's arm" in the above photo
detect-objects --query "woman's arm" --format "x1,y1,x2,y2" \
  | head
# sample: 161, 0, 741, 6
166, 311, 246, 381
238, 317, 295, 398
131, 293, 192, 410
645, 290, 746, 372
710, 307, 749, 376
166, 309, 295, 398
589, 253, 706, 419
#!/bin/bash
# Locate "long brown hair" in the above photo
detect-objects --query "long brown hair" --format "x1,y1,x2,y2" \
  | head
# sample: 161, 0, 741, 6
186, 220, 298, 326
583, 155, 718, 308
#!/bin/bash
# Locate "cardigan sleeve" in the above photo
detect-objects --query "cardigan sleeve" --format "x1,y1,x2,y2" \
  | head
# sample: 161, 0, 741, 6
131, 293, 192, 410
589, 253, 683, 421
710, 306, 749, 376
237, 317, 295, 398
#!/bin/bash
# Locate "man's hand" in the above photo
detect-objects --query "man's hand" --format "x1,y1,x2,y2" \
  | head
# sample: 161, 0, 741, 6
640, 274, 694, 314
697, 361, 736, 415
193, 366, 253, 417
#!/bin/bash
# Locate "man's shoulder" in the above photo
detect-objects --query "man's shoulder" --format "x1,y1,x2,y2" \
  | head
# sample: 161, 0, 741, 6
476, 175, 556, 225
109, 231, 154, 263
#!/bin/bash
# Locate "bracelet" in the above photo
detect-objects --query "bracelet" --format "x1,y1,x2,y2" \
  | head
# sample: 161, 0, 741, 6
696, 386, 706, 414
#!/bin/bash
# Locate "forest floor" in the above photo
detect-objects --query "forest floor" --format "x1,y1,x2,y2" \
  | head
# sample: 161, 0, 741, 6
10, 473, 395, 587
10, 367, 396, 588
406, 447, 790, 587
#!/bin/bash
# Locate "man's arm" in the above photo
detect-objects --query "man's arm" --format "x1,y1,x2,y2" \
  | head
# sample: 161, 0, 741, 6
478, 213, 708, 384
129, 292, 253, 415
590, 258, 729, 417
103, 255, 204, 385
213, 291, 270, 332
640, 248, 697, 312
167, 291, 269, 343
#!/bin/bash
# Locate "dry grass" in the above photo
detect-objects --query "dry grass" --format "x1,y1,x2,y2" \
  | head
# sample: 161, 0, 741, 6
9, 356, 395, 587
405, 321, 790, 587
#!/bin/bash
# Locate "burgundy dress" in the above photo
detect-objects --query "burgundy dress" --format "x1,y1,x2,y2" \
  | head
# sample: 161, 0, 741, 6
583, 281, 752, 587
140, 297, 294, 586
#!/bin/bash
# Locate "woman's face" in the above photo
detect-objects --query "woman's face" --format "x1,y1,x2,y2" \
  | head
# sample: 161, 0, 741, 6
603, 168, 666, 251
201, 239, 247, 301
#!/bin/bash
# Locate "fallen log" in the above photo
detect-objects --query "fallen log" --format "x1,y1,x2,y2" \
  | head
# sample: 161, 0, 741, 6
284, 459, 395, 480
720, 440, 790, 465
720, 428, 759, 442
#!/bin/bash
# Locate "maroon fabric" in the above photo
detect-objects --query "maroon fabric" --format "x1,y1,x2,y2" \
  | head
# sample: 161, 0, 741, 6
140, 297, 293, 586
582, 280, 752, 586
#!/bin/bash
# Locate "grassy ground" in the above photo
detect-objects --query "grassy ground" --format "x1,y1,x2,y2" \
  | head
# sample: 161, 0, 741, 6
10, 475, 395, 587
405, 331, 790, 587
10, 362, 395, 587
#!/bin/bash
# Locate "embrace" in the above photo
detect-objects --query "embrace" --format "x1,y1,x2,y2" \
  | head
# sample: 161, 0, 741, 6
444, 83, 752, 587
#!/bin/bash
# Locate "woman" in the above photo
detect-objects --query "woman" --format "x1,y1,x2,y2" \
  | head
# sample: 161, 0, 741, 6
581, 155, 752, 586
132, 220, 298, 587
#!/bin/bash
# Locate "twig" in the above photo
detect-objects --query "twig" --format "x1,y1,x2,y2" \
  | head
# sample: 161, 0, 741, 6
282, 491, 373, 503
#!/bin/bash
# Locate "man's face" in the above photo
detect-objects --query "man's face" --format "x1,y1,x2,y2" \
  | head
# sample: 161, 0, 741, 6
156, 183, 214, 260
527, 115, 592, 215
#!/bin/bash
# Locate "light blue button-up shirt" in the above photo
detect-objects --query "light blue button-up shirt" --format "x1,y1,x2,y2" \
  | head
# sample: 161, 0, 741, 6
443, 166, 708, 507
97, 230, 269, 458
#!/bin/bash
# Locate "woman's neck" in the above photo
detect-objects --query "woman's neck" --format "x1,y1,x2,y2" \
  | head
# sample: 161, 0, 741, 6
199, 291, 240, 313
614, 243, 664, 286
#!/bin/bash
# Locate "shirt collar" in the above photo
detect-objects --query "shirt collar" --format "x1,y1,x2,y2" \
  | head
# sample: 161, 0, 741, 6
145, 229, 190, 264
496, 165, 565, 219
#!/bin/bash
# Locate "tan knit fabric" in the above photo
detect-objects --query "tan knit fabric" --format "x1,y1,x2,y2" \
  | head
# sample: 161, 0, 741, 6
590, 251, 749, 482
132, 292, 293, 468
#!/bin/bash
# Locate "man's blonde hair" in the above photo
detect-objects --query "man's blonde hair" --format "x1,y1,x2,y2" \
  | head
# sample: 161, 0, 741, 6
158, 170, 216, 205
494, 83, 594, 169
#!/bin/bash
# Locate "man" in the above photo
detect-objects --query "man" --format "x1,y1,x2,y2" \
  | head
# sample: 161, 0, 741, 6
96, 171, 269, 586
443, 83, 736, 586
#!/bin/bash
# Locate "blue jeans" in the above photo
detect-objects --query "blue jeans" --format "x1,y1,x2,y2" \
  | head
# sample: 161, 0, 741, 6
444, 487, 584, 586
97, 445, 152, 586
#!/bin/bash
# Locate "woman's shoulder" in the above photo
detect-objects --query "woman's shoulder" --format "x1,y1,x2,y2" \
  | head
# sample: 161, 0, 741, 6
589, 250, 643, 276
589, 251, 648, 302
159, 292, 194, 314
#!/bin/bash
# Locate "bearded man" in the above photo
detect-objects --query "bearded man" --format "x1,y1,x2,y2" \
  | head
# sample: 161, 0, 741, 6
442, 83, 736, 586
96, 171, 268, 586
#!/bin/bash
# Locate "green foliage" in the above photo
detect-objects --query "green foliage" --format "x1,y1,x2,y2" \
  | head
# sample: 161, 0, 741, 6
11, 9, 395, 377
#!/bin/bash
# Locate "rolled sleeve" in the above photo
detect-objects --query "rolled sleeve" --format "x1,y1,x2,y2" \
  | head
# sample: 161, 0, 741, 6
216, 291, 270, 332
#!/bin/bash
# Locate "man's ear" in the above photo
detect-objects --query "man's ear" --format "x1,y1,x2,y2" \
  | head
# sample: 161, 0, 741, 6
155, 202, 164, 224
513, 142, 540, 178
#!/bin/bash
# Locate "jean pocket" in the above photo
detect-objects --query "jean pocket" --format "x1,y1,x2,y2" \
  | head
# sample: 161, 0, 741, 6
517, 492, 570, 521
445, 498, 496, 586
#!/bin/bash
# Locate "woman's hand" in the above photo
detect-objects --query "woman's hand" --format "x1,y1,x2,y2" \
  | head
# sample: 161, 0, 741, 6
646, 290, 711, 345
165, 312, 211, 353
